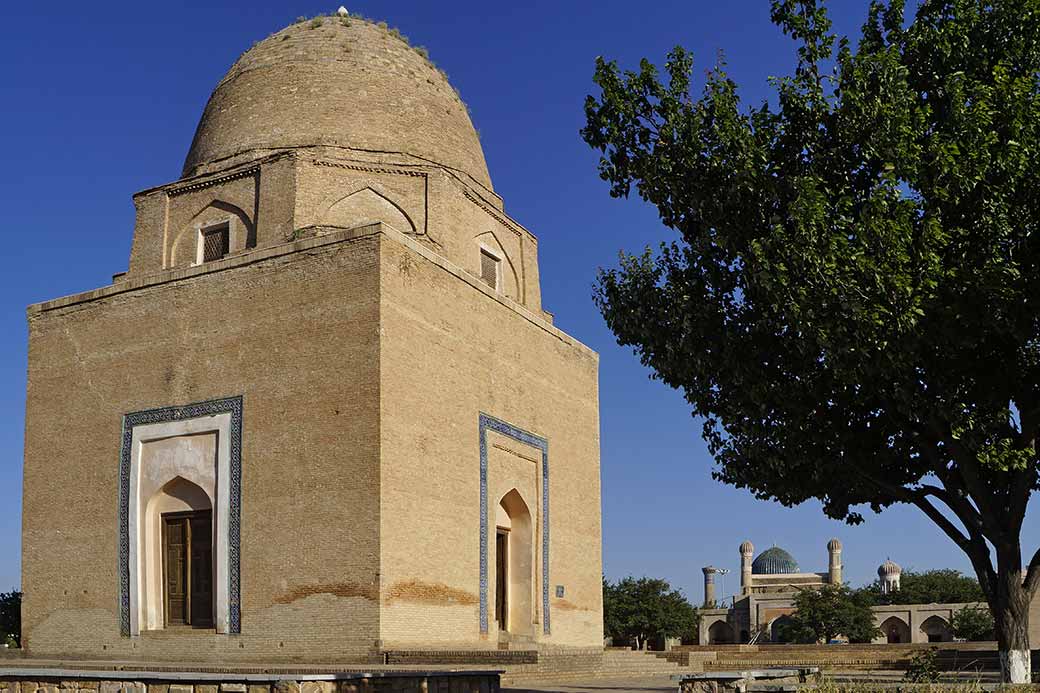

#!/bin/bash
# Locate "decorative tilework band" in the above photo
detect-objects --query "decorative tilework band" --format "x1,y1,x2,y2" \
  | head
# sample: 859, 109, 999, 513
118, 396, 244, 636
478, 413, 550, 635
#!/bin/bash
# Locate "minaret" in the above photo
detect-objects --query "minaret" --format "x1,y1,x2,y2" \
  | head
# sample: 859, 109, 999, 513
827, 538, 843, 585
702, 566, 718, 607
739, 541, 754, 595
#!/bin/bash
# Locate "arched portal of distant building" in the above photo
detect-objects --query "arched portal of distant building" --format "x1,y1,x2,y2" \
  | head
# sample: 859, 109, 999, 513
920, 615, 953, 643
770, 615, 798, 643
708, 620, 735, 644
880, 616, 911, 644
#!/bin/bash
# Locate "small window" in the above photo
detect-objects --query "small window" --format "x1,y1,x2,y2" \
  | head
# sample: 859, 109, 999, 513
480, 248, 499, 290
201, 224, 230, 263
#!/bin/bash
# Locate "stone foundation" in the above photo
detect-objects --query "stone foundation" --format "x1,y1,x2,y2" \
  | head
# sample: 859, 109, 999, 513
0, 671, 500, 693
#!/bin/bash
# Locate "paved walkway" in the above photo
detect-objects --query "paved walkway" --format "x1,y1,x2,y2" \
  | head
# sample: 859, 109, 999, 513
503, 676, 675, 692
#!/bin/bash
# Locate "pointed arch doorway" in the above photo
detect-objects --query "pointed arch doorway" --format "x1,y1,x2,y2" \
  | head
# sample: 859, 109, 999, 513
495, 489, 533, 635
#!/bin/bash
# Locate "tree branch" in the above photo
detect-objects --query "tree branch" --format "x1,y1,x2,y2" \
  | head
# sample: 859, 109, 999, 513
1022, 546, 1040, 597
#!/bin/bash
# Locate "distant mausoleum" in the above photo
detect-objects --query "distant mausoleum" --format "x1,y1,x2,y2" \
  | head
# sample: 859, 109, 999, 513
20, 14, 602, 664
698, 540, 1040, 646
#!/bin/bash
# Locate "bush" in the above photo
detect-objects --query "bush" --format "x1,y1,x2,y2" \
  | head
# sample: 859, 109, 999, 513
904, 648, 942, 683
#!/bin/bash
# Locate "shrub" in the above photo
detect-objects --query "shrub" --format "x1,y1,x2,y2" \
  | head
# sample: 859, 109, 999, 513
904, 648, 942, 683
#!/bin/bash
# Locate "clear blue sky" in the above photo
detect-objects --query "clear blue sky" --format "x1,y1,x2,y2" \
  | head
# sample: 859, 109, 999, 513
1, 0, 1035, 605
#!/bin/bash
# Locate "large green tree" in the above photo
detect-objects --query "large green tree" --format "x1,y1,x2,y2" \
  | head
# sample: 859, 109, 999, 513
775, 585, 880, 643
603, 576, 699, 649
582, 0, 1040, 682
861, 568, 986, 605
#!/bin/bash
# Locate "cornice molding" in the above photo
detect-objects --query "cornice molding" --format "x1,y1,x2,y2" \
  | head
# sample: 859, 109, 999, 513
313, 160, 427, 178
167, 167, 260, 198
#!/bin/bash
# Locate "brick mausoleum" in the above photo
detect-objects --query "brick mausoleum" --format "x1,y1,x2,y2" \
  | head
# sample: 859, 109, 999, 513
19, 13, 603, 664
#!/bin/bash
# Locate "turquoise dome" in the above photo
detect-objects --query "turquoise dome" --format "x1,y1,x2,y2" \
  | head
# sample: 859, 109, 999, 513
752, 547, 800, 574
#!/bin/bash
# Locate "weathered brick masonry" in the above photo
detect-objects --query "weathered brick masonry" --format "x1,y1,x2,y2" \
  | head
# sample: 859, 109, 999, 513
20, 13, 602, 664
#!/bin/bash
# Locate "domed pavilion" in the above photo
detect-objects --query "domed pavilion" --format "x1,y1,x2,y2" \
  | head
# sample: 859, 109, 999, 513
20, 13, 602, 664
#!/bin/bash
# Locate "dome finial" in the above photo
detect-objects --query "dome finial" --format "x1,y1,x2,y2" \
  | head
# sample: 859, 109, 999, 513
336, 6, 349, 17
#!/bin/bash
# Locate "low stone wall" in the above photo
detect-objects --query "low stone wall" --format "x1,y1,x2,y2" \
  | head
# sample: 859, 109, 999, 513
384, 651, 537, 666
0, 670, 500, 693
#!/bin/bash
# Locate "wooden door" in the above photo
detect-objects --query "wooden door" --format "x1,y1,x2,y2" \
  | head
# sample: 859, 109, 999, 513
190, 512, 213, 627
163, 516, 188, 625
496, 530, 508, 631
163, 510, 214, 628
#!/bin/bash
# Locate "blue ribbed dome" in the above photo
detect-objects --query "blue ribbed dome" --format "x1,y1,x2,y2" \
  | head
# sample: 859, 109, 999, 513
752, 547, 800, 575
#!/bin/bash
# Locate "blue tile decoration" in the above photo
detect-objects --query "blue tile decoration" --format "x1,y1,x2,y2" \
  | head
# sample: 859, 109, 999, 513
478, 413, 550, 635
118, 396, 244, 636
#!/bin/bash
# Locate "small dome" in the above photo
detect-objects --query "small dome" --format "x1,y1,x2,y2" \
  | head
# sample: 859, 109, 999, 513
828, 538, 842, 552
182, 16, 492, 189
752, 547, 800, 575
739, 541, 755, 556
878, 559, 902, 577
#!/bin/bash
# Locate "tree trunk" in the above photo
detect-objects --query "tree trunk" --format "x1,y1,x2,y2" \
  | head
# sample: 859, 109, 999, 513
992, 569, 1033, 684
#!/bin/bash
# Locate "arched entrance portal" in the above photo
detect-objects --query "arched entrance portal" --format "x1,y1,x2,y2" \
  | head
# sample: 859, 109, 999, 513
920, 615, 952, 643
770, 615, 797, 643
881, 616, 911, 644
495, 489, 533, 635
708, 620, 735, 644
144, 476, 214, 629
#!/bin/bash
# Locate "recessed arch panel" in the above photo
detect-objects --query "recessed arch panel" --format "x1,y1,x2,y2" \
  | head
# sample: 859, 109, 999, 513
323, 186, 417, 234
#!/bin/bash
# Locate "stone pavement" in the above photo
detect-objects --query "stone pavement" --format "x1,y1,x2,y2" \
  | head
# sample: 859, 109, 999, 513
503, 675, 676, 692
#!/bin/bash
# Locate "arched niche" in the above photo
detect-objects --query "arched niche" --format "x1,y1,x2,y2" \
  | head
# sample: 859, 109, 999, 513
495, 489, 533, 636
142, 477, 213, 631
881, 616, 911, 644
473, 230, 520, 300
770, 615, 797, 643
708, 620, 735, 644
128, 417, 233, 636
920, 615, 953, 643
323, 187, 417, 234
169, 200, 254, 268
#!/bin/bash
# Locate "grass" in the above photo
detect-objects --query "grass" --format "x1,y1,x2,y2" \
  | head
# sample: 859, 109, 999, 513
796, 678, 1040, 693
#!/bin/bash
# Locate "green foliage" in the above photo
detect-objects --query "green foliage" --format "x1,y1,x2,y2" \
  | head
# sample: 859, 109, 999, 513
778, 585, 880, 644
309, 17, 323, 29
581, 0, 1040, 658
952, 605, 995, 641
904, 648, 943, 683
860, 569, 986, 606
0, 591, 21, 649
810, 682, 984, 693
602, 575, 699, 649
